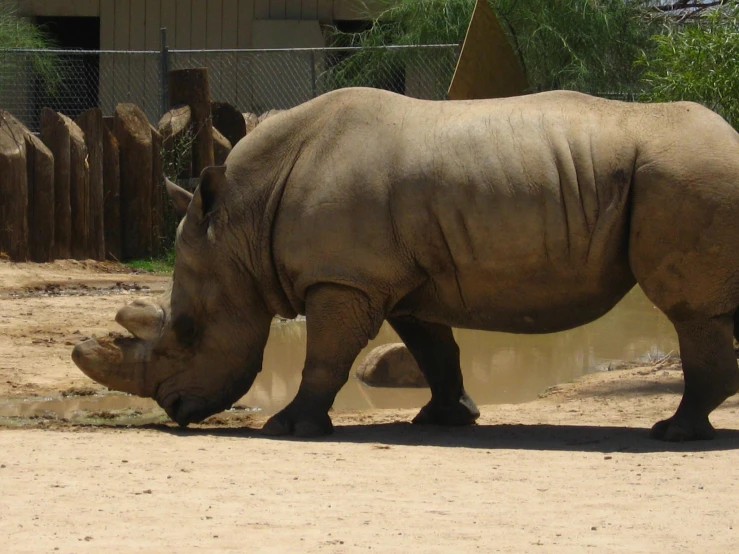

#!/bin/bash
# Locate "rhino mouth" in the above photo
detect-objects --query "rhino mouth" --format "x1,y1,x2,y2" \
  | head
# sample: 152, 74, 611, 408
157, 369, 260, 427
158, 391, 217, 427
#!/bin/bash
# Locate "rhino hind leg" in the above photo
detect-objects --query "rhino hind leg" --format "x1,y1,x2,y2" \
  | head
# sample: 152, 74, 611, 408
388, 316, 480, 426
262, 284, 384, 438
650, 314, 739, 442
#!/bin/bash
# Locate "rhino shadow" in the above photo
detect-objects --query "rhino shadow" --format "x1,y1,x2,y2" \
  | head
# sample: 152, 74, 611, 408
144, 421, 739, 454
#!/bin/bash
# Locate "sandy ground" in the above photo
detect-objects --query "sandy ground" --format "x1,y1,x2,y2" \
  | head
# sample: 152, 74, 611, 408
1, 259, 739, 553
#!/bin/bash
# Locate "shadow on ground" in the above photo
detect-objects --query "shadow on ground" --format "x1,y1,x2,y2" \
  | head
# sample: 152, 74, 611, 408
146, 421, 739, 454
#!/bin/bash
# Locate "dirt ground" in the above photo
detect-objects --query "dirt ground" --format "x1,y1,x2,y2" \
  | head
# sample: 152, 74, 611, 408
1, 259, 739, 554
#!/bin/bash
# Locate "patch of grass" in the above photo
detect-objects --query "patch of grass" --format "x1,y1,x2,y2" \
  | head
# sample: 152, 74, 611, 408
125, 250, 175, 274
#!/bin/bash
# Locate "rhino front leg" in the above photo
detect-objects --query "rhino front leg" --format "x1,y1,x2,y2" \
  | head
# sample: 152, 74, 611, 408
388, 316, 479, 426
262, 284, 383, 438
651, 315, 739, 441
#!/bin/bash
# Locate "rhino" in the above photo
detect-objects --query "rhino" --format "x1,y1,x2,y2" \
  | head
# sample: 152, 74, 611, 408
73, 88, 739, 440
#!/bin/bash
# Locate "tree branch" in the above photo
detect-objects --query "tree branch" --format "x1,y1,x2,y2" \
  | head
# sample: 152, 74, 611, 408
654, 1, 729, 13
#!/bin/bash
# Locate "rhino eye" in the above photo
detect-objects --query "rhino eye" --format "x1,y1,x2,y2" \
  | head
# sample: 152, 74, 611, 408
173, 315, 198, 346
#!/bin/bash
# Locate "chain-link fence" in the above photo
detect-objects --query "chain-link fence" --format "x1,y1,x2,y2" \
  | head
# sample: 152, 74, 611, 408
0, 44, 459, 132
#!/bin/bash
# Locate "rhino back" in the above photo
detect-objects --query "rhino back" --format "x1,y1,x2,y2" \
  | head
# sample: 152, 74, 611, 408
260, 90, 642, 330
235, 89, 737, 333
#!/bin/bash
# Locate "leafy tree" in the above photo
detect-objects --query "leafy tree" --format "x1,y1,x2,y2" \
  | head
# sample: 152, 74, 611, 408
0, 2, 52, 48
639, 4, 739, 129
326, 0, 655, 95
0, 2, 58, 95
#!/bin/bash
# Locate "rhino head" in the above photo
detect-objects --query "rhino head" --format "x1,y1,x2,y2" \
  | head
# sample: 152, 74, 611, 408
72, 167, 273, 426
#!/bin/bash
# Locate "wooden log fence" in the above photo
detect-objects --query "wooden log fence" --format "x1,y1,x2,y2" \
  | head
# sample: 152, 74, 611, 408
0, 112, 29, 261
25, 132, 54, 262
39, 108, 72, 260
75, 108, 106, 261
115, 103, 154, 260
102, 120, 121, 261
68, 116, 90, 260
0, 66, 268, 263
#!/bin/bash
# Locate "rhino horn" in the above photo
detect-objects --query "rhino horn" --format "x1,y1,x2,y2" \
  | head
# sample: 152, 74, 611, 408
71, 336, 152, 397
115, 299, 165, 341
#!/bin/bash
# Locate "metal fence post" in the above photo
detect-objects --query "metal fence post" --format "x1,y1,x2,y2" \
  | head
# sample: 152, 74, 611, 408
310, 50, 317, 98
160, 28, 170, 118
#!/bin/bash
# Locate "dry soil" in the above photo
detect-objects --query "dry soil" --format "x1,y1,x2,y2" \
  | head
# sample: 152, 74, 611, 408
1, 259, 738, 554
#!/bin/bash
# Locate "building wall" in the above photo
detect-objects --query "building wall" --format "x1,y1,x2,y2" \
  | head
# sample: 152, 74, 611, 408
15, 0, 382, 49
6, 0, 382, 122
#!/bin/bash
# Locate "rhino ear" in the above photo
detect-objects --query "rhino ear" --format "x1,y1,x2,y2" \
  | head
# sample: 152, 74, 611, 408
165, 175, 193, 218
191, 165, 227, 221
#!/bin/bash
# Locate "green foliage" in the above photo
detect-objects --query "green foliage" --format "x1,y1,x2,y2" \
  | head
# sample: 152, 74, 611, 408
125, 249, 175, 274
0, 3, 52, 48
334, 0, 474, 47
0, 3, 60, 93
327, 0, 654, 94
498, 0, 652, 92
638, 5, 739, 129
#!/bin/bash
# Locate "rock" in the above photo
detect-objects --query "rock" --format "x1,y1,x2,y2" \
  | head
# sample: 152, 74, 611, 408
355, 343, 428, 388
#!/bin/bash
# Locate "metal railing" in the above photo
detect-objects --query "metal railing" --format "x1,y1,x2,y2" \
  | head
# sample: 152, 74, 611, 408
0, 44, 460, 132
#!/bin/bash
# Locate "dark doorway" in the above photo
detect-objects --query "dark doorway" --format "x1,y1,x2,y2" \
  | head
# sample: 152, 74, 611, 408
32, 17, 100, 124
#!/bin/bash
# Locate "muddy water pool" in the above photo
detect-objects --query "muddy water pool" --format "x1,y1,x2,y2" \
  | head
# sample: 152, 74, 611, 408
248, 286, 678, 412
0, 287, 678, 424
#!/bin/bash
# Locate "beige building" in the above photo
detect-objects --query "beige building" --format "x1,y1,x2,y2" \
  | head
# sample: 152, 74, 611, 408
15, 0, 383, 50
2, 1, 452, 129
2, 1, 389, 125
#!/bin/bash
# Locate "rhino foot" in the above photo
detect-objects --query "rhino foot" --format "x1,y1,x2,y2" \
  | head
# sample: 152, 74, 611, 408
412, 392, 480, 426
262, 408, 334, 438
650, 415, 716, 441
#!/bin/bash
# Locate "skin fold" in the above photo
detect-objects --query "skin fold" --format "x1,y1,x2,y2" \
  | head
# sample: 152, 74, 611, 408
73, 88, 739, 440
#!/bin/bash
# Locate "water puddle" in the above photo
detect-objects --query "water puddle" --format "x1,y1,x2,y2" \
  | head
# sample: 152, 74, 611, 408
0, 287, 678, 425
0, 394, 166, 427
247, 287, 678, 413
2, 281, 155, 299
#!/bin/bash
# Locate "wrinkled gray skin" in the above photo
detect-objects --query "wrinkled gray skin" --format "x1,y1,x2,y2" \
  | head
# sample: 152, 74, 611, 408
73, 88, 739, 440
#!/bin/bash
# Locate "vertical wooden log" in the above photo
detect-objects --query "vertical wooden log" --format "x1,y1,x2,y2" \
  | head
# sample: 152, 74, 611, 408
75, 108, 106, 261
102, 123, 121, 261
114, 103, 153, 260
40, 108, 72, 259
150, 125, 163, 257
0, 112, 29, 261
68, 120, 90, 260
25, 133, 54, 262
103, 116, 114, 133
168, 68, 214, 176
